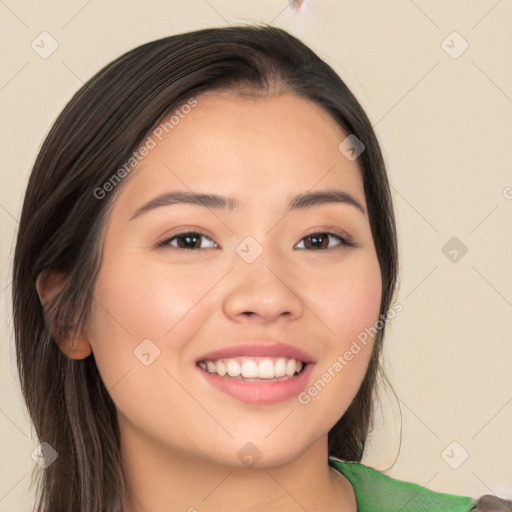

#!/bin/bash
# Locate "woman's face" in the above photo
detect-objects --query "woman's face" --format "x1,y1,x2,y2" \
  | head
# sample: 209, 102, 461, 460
86, 91, 382, 468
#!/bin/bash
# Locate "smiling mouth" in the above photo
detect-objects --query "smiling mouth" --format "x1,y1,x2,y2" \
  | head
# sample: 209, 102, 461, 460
197, 356, 307, 382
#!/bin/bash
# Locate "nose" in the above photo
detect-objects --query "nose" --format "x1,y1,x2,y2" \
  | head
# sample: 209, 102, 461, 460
222, 260, 305, 324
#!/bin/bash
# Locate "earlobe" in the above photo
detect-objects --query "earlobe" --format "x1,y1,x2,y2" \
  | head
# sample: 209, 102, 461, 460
60, 336, 92, 359
35, 269, 92, 360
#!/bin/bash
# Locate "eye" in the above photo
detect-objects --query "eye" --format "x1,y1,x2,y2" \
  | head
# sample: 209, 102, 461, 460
156, 229, 356, 251
156, 231, 217, 250
294, 231, 356, 250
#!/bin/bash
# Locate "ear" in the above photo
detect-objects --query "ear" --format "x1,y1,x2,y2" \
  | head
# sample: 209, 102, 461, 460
35, 269, 92, 359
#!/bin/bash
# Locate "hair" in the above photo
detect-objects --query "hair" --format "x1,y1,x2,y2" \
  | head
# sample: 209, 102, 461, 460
12, 23, 399, 511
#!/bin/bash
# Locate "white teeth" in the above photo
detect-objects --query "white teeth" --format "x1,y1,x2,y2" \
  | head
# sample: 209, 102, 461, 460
285, 359, 296, 377
226, 359, 240, 377
198, 356, 306, 380
274, 358, 287, 377
240, 359, 259, 378
258, 358, 275, 379
215, 360, 227, 377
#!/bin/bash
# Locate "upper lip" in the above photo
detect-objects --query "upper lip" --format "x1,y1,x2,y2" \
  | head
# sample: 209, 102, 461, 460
196, 342, 316, 364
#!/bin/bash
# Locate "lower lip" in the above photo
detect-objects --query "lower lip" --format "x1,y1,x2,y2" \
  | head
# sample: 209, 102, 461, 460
197, 363, 314, 405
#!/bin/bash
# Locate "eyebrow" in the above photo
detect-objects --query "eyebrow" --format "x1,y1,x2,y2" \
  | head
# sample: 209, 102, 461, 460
128, 189, 366, 221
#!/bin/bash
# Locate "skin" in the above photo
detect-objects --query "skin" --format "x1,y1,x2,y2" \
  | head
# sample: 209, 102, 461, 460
37, 91, 382, 511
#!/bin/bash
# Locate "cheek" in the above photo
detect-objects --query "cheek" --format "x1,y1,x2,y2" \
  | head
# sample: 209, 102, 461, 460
299, 253, 382, 417
314, 252, 382, 348
85, 255, 218, 381
91, 256, 208, 339
84, 258, 204, 426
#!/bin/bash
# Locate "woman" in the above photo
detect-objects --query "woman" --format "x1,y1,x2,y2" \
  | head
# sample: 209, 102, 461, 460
12, 24, 510, 511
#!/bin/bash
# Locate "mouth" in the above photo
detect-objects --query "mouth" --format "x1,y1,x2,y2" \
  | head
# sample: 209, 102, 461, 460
197, 356, 308, 382
196, 356, 314, 404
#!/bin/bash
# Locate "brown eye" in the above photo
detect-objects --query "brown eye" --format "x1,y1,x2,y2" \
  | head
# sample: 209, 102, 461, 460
157, 232, 217, 250
294, 232, 355, 250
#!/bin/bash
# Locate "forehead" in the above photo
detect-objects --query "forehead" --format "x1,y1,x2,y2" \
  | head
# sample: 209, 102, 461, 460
167, 90, 349, 159
117, 91, 365, 212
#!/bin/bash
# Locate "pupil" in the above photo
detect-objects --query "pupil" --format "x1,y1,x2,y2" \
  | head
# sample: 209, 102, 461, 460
308, 234, 327, 249
180, 234, 199, 249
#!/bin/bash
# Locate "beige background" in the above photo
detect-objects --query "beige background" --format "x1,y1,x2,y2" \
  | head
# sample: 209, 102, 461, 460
1, 1, 511, 510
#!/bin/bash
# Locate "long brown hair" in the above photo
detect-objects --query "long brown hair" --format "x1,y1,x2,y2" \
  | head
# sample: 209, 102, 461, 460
12, 23, 399, 511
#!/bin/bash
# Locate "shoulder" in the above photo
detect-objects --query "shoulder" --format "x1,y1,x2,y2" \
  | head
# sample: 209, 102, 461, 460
329, 457, 511, 512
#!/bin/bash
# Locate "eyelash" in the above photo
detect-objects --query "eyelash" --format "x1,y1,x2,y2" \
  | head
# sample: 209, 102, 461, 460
155, 229, 356, 251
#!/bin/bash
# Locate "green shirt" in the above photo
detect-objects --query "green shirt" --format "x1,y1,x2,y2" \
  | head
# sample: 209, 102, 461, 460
329, 457, 478, 511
